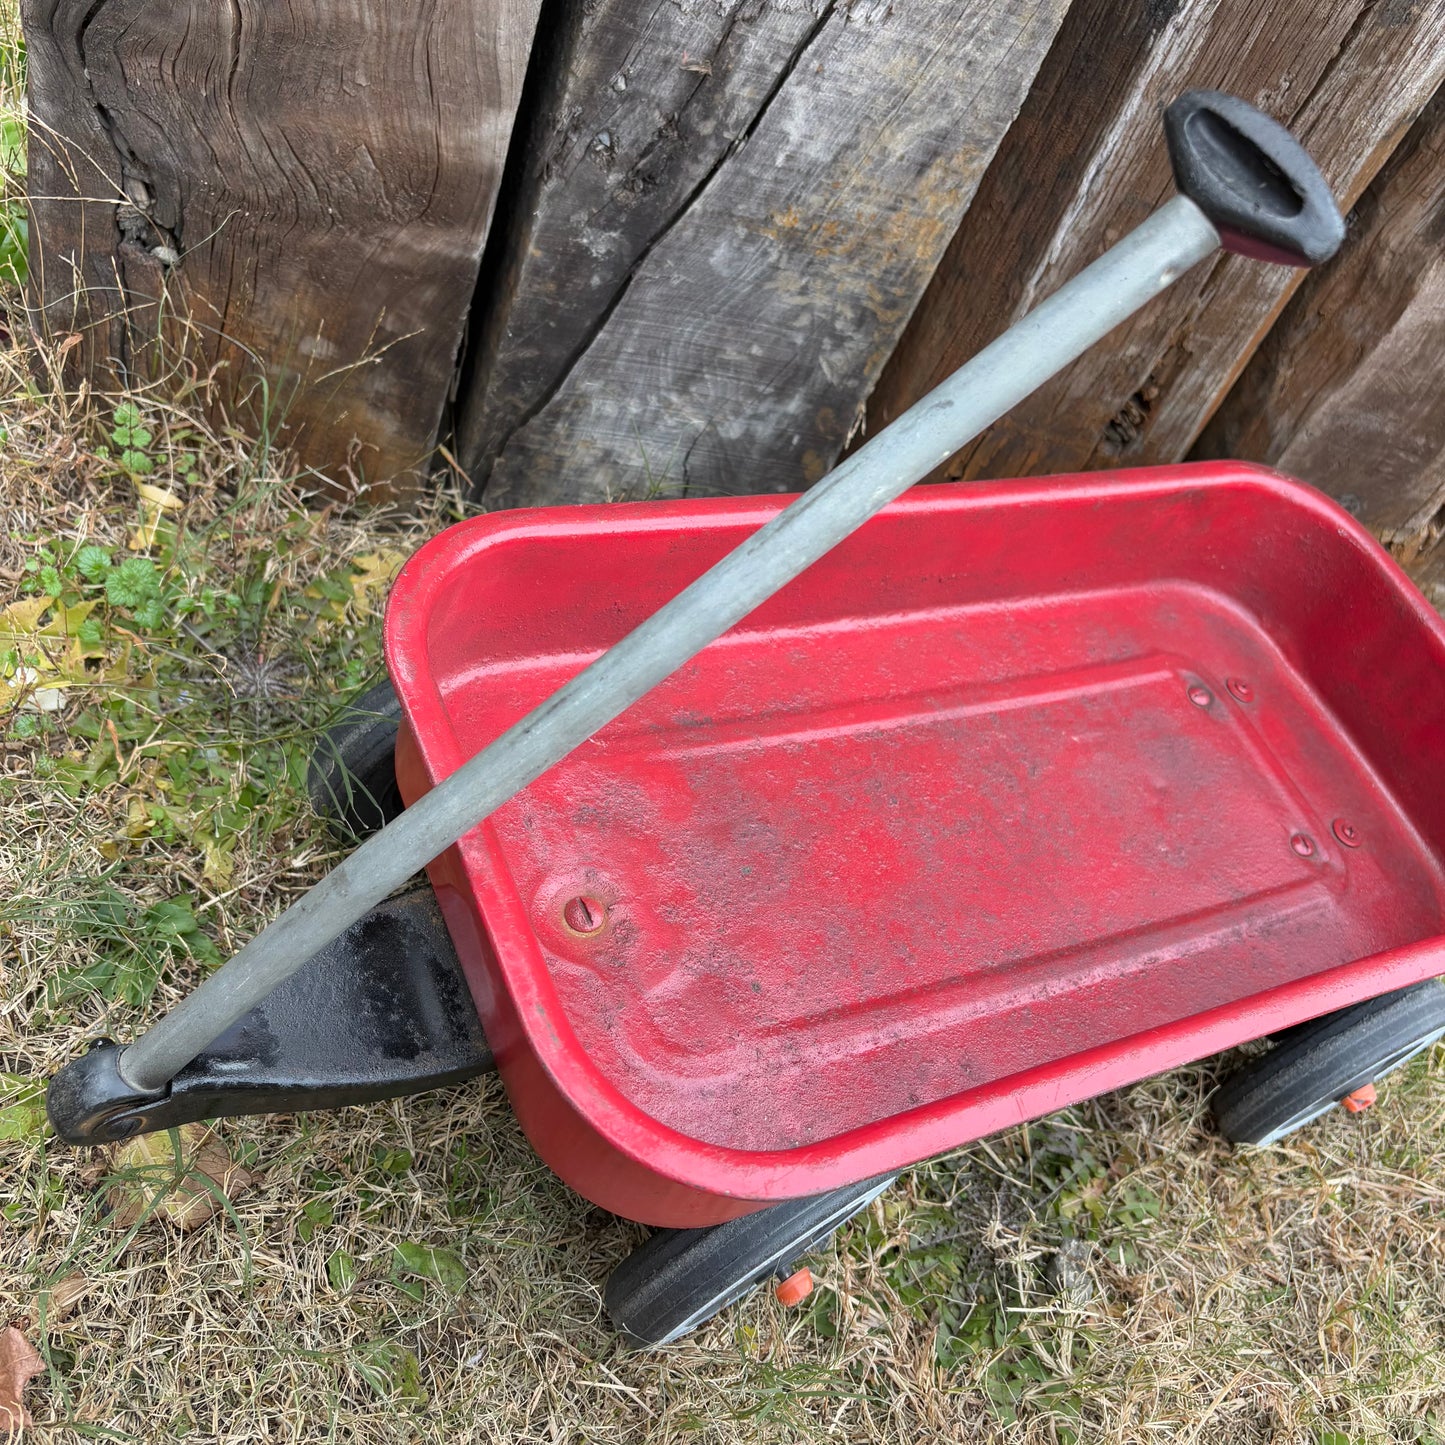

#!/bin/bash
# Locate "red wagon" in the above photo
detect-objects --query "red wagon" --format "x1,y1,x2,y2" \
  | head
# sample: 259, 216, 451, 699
47, 93, 1445, 1345
384, 460, 1445, 1240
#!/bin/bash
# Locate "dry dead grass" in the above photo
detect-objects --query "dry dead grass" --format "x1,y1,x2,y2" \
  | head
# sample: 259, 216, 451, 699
5, 6, 1445, 1434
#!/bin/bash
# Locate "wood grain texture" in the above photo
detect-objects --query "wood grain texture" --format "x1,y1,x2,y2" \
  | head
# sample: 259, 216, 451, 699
1194, 87, 1445, 548
1413, 543, 1445, 617
23, 0, 540, 490
867, 0, 1445, 487
467, 0, 1071, 509
457, 0, 828, 489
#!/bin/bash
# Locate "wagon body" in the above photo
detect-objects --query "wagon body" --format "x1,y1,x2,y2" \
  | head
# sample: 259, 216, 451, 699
386, 463, 1445, 1227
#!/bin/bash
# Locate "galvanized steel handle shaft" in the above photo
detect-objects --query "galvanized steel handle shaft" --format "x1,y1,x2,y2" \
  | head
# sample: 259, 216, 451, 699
117, 195, 1222, 1093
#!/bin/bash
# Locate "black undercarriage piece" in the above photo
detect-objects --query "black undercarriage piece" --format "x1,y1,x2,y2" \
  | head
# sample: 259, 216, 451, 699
46, 886, 495, 1145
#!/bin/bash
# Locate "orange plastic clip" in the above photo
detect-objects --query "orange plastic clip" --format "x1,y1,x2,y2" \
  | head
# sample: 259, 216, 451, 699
775, 1267, 814, 1307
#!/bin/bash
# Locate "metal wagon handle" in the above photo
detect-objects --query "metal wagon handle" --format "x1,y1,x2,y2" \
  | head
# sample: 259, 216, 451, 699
1163, 90, 1345, 267
47, 92, 1346, 1139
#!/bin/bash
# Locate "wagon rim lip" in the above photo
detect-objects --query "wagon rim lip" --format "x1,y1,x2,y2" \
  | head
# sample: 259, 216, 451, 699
384, 462, 1445, 1200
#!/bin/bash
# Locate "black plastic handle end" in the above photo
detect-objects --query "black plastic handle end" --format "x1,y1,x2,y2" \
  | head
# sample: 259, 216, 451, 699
1165, 91, 1345, 267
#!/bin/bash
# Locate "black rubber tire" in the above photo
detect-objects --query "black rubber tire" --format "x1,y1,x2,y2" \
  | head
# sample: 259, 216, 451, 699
306, 678, 405, 839
603, 1174, 895, 1347
1214, 979, 1445, 1146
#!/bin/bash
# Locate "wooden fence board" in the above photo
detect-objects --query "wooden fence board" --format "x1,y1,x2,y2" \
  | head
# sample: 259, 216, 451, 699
1193, 88, 1445, 551
866, 0, 1445, 488
457, 0, 828, 492
465, 0, 1071, 509
1414, 545, 1445, 617
23, 0, 539, 490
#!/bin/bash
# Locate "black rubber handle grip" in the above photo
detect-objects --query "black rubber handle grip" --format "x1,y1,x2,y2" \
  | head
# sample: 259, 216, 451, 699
1165, 90, 1345, 267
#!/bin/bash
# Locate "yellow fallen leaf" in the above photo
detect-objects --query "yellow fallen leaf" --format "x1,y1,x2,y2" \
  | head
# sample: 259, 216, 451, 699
60, 614, 107, 687
102, 639, 140, 687
0, 597, 51, 639
124, 796, 151, 839
0, 665, 71, 712
200, 837, 234, 887
135, 481, 183, 510
0, 598, 104, 689
128, 481, 184, 551
348, 550, 408, 618
42, 597, 100, 641
106, 1123, 257, 1232
0, 664, 46, 693
128, 514, 161, 551
0, 596, 99, 643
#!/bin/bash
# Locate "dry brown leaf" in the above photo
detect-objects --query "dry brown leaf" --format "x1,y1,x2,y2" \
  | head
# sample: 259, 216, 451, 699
43, 1276, 92, 1325
0, 1326, 43, 1436
106, 1123, 257, 1232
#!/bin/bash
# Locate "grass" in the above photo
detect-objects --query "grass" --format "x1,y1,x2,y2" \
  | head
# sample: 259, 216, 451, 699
4, 7, 1445, 1438
0, 0, 22, 295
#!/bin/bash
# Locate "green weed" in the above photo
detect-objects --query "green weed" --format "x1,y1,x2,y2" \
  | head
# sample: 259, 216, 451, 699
0, 23, 24, 288
2, 420, 407, 1033
390, 1242, 468, 1297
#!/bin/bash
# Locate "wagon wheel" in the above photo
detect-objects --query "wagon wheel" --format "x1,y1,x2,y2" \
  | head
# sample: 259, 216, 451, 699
603, 1174, 895, 1347
306, 677, 405, 839
1213, 979, 1445, 1147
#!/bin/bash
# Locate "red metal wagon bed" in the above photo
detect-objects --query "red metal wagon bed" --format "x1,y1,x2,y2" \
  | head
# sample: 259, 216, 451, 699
387, 462, 1445, 1228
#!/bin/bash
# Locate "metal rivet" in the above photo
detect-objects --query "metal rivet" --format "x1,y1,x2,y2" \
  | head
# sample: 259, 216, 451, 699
562, 895, 606, 934
1226, 677, 1254, 703
1332, 818, 1362, 848
1290, 833, 1315, 858
1188, 684, 1213, 707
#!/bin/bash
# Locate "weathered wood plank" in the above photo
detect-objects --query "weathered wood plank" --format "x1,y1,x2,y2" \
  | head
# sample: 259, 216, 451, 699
1413, 544, 1445, 617
457, 0, 828, 491
465, 0, 1071, 509
23, 0, 540, 491
1193, 87, 1445, 550
867, 0, 1445, 488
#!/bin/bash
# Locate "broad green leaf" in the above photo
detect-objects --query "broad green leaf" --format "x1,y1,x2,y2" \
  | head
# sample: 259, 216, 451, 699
355, 1341, 425, 1403
391, 1242, 467, 1294
0, 1075, 45, 1143
325, 1250, 358, 1292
